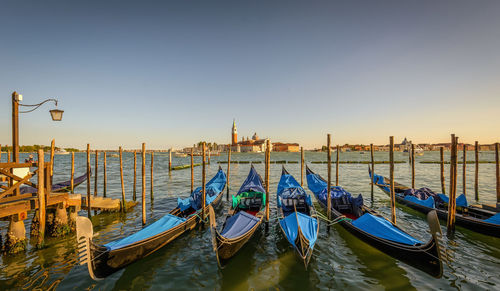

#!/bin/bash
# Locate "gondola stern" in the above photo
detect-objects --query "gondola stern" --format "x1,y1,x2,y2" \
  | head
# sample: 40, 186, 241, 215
76, 216, 100, 281
208, 205, 222, 268
426, 210, 445, 278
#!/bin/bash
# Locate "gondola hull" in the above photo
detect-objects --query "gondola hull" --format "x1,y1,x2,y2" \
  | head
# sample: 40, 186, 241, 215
79, 187, 225, 280
370, 168, 500, 238
316, 197, 443, 277
213, 215, 263, 261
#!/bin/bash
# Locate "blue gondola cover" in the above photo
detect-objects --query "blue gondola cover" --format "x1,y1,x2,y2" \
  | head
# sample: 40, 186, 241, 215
351, 213, 423, 245
279, 212, 318, 248
483, 213, 500, 225
177, 169, 226, 211
237, 166, 266, 195
404, 195, 435, 208
104, 214, 186, 250
220, 211, 261, 239
437, 193, 468, 207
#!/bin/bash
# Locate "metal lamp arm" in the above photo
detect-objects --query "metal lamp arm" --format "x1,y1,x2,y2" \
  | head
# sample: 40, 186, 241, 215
19, 99, 59, 113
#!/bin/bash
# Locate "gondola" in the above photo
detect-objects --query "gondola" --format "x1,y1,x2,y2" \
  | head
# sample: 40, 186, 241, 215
277, 167, 319, 269
209, 165, 265, 265
369, 167, 500, 238
76, 167, 226, 280
20, 171, 90, 194
307, 166, 444, 278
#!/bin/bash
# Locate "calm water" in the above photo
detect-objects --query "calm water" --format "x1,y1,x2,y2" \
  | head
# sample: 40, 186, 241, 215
0, 151, 499, 290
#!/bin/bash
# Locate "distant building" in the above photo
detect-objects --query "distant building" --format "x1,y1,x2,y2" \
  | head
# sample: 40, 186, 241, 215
230, 120, 270, 152
231, 119, 238, 145
272, 142, 299, 152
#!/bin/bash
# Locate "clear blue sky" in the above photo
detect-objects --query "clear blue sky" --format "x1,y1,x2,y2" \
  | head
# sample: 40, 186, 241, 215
1, 0, 499, 150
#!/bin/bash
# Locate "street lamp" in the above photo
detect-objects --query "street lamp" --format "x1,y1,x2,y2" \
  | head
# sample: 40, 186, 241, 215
11, 91, 64, 163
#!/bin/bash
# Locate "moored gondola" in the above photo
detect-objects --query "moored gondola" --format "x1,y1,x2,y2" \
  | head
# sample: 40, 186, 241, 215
76, 167, 226, 280
277, 167, 319, 269
209, 165, 266, 266
307, 166, 445, 278
369, 167, 500, 238
21, 171, 90, 194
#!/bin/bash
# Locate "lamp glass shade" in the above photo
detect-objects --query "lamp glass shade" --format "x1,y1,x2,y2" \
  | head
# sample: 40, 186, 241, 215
50, 109, 64, 121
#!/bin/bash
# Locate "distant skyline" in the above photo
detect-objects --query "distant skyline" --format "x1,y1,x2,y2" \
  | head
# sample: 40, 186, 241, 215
1, 1, 499, 150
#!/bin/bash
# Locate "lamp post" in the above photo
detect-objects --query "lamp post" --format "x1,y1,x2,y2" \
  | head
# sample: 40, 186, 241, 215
11, 91, 64, 163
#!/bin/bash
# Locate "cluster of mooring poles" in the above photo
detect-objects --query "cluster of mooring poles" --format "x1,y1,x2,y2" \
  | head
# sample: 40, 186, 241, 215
1, 134, 499, 255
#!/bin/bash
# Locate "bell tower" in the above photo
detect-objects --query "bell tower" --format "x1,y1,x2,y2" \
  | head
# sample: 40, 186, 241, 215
231, 119, 238, 145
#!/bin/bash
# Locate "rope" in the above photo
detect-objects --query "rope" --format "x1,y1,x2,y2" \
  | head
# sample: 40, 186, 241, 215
315, 211, 352, 226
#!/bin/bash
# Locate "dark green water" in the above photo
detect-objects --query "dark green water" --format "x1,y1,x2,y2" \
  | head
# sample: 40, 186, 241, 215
0, 151, 499, 290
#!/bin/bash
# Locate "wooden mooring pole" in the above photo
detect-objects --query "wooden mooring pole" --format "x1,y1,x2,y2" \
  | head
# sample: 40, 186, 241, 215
226, 145, 231, 200
50, 139, 55, 183
265, 140, 271, 221
463, 145, 467, 195
440, 147, 446, 194
86, 144, 91, 218
150, 152, 154, 201
336, 145, 339, 186
191, 148, 194, 194
70, 152, 75, 193
327, 134, 332, 221
169, 149, 172, 172
133, 150, 137, 201
37, 149, 46, 247
94, 150, 98, 196
389, 136, 396, 225
119, 147, 126, 212
474, 141, 479, 201
103, 151, 107, 197
411, 143, 415, 189
496, 142, 499, 205
447, 134, 458, 236
201, 143, 206, 220
300, 146, 304, 186
142, 143, 146, 225
370, 143, 374, 202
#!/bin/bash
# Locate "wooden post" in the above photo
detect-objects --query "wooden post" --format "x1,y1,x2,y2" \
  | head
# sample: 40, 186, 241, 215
463, 145, 466, 195
37, 150, 46, 247
12, 92, 19, 164
496, 142, 500, 204
336, 145, 339, 186
169, 149, 172, 171
208, 150, 211, 165
300, 147, 304, 186
370, 143, 374, 202
411, 143, 415, 188
142, 143, 146, 225
8, 150, 11, 162
265, 140, 271, 221
50, 139, 55, 183
86, 144, 91, 218
265, 144, 268, 189
133, 150, 137, 201
94, 150, 98, 196
150, 152, 154, 200
201, 143, 206, 220
474, 141, 479, 201
0, 144, 2, 162
119, 147, 126, 212
226, 146, 231, 200
327, 134, 332, 220
440, 147, 446, 194
389, 136, 396, 225
103, 151, 107, 197
190, 148, 194, 194
70, 152, 75, 193
447, 134, 458, 235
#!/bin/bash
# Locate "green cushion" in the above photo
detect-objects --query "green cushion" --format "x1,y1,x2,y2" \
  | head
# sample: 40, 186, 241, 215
232, 191, 266, 209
